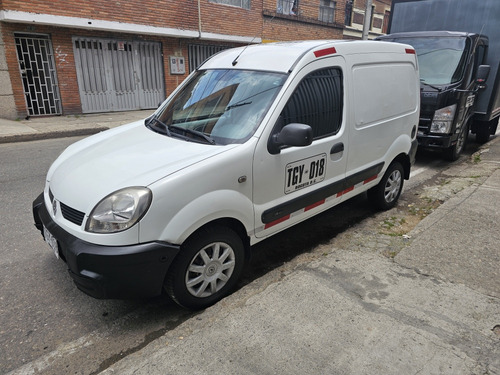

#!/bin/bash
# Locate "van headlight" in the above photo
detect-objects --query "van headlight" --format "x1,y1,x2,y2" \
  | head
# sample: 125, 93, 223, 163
86, 187, 152, 233
430, 104, 456, 134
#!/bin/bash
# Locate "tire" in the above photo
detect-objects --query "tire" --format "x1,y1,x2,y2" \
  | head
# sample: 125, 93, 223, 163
368, 161, 404, 210
165, 225, 245, 310
475, 124, 490, 144
444, 121, 469, 161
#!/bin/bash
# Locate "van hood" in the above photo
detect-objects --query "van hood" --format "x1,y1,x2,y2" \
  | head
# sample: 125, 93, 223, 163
49, 122, 235, 210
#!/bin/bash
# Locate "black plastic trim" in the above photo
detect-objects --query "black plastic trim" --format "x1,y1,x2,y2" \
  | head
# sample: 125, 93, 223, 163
32, 193, 180, 299
261, 162, 384, 224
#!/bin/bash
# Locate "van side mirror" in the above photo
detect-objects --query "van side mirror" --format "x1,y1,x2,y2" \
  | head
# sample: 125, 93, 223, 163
475, 65, 490, 89
268, 123, 313, 155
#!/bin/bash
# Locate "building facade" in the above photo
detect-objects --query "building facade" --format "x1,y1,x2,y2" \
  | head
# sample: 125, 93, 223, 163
344, 0, 392, 40
0, 0, 389, 119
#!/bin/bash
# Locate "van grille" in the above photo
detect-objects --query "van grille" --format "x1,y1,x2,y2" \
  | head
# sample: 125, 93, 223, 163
60, 202, 85, 226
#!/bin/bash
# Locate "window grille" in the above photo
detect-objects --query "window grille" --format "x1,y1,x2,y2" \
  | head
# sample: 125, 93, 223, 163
14, 33, 62, 116
281, 68, 343, 139
188, 44, 231, 73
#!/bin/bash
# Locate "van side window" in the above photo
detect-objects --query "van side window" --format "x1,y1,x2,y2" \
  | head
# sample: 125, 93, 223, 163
281, 68, 343, 139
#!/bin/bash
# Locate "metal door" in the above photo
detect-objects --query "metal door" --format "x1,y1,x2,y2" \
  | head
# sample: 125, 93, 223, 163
14, 33, 62, 116
73, 37, 165, 113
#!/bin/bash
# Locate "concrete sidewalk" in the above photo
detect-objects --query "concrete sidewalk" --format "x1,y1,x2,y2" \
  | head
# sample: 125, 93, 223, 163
0, 110, 150, 143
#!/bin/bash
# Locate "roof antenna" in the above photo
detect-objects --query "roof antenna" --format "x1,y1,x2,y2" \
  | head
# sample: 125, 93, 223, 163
232, 36, 257, 66
232, 13, 277, 66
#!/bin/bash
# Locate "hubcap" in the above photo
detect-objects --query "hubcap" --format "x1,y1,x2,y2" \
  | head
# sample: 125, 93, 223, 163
384, 169, 402, 203
185, 242, 236, 298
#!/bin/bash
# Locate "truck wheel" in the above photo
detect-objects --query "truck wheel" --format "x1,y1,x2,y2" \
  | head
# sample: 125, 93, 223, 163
368, 161, 404, 210
165, 225, 245, 310
444, 121, 468, 161
475, 124, 490, 144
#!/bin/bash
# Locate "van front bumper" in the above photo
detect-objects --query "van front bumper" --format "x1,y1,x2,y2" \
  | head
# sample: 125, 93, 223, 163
32, 193, 180, 299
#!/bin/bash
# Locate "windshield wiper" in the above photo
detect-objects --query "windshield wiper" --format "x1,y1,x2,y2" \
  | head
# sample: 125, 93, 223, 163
169, 125, 217, 145
148, 115, 171, 136
148, 116, 215, 144
420, 79, 442, 92
226, 101, 252, 111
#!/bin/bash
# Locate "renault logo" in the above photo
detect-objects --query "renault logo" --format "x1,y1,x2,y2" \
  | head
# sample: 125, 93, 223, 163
52, 199, 58, 215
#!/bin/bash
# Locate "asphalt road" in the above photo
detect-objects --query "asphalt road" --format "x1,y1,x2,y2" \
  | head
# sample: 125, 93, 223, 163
0, 135, 486, 375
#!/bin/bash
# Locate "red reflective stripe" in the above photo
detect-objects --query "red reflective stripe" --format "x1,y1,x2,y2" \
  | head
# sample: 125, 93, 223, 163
305, 199, 325, 211
264, 214, 291, 229
364, 175, 378, 184
337, 186, 354, 197
314, 47, 337, 58
405, 48, 416, 54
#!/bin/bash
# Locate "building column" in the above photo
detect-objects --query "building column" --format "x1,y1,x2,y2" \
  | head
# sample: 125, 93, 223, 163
0, 23, 17, 119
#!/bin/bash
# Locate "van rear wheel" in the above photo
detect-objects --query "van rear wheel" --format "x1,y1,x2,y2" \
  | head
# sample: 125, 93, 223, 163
165, 225, 245, 310
368, 161, 404, 210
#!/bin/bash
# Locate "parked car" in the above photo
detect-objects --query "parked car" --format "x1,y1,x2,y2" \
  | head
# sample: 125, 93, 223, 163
33, 40, 419, 309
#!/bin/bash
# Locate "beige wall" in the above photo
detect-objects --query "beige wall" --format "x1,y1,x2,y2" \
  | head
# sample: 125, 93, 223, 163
0, 24, 17, 120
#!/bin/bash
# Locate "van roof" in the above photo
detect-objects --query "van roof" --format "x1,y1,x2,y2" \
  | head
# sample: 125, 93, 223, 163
199, 40, 415, 73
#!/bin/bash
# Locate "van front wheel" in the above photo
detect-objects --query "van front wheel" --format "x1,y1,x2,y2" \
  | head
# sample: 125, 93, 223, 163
368, 161, 404, 210
165, 225, 245, 310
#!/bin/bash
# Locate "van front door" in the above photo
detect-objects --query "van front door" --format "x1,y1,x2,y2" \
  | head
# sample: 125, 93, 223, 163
253, 59, 349, 239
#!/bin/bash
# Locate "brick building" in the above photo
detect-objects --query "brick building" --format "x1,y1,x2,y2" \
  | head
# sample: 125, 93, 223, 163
344, 0, 392, 39
0, 0, 389, 119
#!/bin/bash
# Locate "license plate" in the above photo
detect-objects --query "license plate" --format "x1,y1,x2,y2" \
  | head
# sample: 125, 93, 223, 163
43, 226, 60, 259
285, 154, 327, 194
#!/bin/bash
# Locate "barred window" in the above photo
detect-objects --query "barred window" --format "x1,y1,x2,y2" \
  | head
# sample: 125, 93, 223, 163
209, 0, 250, 9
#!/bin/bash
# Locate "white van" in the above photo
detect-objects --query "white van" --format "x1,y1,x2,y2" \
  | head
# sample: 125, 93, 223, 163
33, 40, 419, 309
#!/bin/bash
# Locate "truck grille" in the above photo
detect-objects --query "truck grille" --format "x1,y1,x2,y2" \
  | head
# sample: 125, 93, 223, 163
60, 202, 85, 226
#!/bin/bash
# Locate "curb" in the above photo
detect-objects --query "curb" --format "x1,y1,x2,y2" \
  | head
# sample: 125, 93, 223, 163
0, 127, 109, 144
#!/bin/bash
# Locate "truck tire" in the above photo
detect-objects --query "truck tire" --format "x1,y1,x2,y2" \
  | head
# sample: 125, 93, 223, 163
475, 118, 498, 144
476, 124, 490, 144
444, 121, 469, 161
165, 225, 245, 310
368, 161, 404, 210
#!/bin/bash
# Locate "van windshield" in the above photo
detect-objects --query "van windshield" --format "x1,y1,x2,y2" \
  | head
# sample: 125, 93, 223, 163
150, 69, 287, 145
387, 37, 469, 86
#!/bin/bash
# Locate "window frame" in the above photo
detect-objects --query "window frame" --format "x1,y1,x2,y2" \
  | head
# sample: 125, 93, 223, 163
277, 0, 299, 15
209, 0, 250, 10
319, 0, 336, 23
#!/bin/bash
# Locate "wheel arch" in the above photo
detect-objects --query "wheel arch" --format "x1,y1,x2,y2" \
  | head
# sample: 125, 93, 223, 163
186, 218, 252, 261
150, 189, 254, 246
392, 152, 411, 180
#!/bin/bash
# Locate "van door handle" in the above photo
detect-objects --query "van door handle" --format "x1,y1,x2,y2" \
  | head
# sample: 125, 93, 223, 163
330, 142, 344, 154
